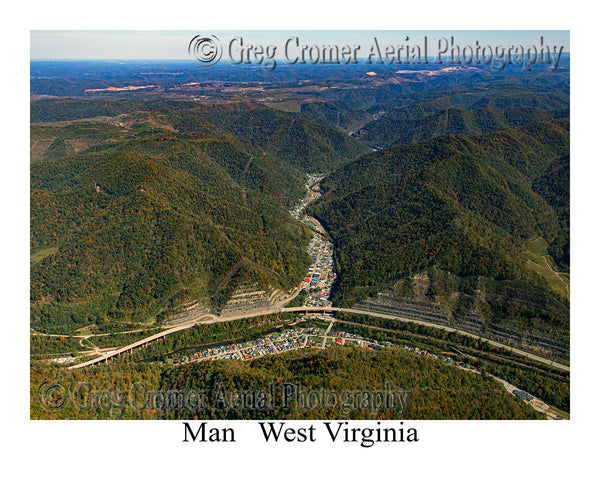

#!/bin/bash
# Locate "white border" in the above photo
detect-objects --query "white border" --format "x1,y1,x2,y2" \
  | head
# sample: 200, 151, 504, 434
4, 1, 598, 478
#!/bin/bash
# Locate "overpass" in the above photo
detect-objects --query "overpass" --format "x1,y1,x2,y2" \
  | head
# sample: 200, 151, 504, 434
68, 305, 570, 372
68, 321, 193, 369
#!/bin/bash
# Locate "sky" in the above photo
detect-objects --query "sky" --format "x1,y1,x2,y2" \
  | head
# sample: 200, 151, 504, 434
30, 30, 570, 60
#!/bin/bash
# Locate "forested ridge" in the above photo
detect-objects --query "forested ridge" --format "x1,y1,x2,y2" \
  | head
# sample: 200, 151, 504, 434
30, 101, 368, 333
309, 119, 570, 339
172, 102, 371, 172
30, 346, 542, 420
365, 85, 569, 118
354, 106, 569, 149
159, 347, 541, 420
31, 98, 371, 172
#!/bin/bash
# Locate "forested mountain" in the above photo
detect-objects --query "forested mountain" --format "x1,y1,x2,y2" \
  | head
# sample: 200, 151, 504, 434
30, 101, 369, 333
173, 102, 371, 171
532, 154, 570, 268
367, 85, 570, 117
31, 98, 371, 172
298, 100, 373, 133
309, 119, 570, 338
158, 346, 541, 420
31, 134, 305, 333
354, 106, 569, 149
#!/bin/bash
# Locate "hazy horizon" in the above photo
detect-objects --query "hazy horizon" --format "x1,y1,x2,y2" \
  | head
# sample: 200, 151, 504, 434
31, 30, 570, 60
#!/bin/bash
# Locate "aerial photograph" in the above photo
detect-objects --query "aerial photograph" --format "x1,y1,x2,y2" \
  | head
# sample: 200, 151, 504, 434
29, 30, 571, 424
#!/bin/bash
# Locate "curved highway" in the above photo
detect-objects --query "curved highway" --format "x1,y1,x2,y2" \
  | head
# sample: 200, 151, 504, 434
68, 304, 570, 371
68, 175, 569, 373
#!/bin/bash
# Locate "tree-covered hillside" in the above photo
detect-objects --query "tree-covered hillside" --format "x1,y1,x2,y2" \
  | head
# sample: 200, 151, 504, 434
30, 101, 369, 334
354, 106, 568, 149
31, 133, 307, 333
309, 120, 570, 339
173, 102, 371, 172
158, 346, 542, 420
30, 346, 542, 420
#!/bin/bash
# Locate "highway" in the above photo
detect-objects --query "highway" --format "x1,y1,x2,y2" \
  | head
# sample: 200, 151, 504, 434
68, 303, 570, 372
287, 307, 570, 371
67, 175, 570, 373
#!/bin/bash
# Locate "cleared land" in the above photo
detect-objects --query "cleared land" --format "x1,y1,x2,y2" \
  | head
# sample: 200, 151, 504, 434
30, 246, 59, 265
523, 236, 569, 299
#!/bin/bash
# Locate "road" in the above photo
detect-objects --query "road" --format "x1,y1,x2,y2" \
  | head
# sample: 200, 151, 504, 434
67, 289, 301, 369
68, 303, 570, 371
67, 174, 568, 372
288, 307, 570, 372
31, 326, 162, 338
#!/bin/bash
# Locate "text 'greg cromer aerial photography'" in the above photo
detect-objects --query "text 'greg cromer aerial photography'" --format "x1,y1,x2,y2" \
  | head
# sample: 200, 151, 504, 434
30, 31, 570, 424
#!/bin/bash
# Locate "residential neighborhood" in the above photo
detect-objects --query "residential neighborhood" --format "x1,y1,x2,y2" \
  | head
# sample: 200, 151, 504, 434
172, 317, 453, 366
289, 174, 337, 307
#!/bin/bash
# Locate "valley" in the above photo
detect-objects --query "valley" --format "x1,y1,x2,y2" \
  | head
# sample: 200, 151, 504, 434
30, 58, 570, 421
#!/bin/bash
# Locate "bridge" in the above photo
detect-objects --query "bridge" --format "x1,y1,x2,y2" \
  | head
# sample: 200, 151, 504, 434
68, 305, 570, 372
68, 321, 193, 369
